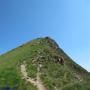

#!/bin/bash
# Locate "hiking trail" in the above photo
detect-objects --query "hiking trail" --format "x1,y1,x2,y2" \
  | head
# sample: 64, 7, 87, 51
20, 63, 46, 90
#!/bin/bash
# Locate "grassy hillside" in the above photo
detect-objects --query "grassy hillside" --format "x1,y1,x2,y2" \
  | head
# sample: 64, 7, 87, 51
0, 37, 90, 90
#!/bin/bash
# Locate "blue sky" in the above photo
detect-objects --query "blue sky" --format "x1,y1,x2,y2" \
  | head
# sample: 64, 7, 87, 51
0, 0, 90, 71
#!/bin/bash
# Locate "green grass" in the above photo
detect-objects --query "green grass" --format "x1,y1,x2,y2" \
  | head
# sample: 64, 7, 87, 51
26, 63, 37, 78
0, 37, 90, 90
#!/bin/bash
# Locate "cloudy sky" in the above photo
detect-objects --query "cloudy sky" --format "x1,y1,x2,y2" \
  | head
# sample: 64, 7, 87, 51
0, 0, 90, 71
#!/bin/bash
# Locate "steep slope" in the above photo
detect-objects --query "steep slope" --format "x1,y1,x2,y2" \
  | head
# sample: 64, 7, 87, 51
0, 37, 90, 90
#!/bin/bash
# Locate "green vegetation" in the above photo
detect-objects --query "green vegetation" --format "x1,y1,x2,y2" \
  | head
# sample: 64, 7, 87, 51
0, 37, 90, 90
27, 63, 37, 78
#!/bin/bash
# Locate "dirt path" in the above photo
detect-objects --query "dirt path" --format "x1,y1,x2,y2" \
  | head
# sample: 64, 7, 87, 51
21, 63, 46, 90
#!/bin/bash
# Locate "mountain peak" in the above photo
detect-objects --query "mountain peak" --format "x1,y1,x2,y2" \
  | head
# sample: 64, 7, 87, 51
0, 37, 90, 90
36, 36, 60, 50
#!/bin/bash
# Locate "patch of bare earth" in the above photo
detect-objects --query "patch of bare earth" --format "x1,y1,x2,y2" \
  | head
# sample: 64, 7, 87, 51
20, 63, 46, 90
